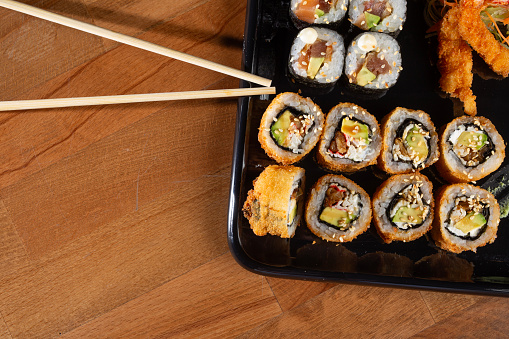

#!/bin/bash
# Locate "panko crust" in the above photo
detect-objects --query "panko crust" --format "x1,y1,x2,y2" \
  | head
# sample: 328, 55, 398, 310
458, 0, 509, 78
242, 165, 305, 238
372, 173, 434, 244
430, 183, 500, 253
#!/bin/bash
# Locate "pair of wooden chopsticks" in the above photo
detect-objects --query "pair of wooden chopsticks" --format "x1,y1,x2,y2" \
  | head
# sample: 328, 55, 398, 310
0, 0, 275, 111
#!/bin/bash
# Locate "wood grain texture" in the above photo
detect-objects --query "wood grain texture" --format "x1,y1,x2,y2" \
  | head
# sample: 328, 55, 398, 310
420, 290, 487, 323
62, 253, 282, 338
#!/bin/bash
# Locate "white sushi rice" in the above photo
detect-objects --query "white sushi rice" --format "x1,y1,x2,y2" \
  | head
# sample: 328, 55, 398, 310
344, 32, 402, 89
348, 0, 407, 33
289, 27, 345, 84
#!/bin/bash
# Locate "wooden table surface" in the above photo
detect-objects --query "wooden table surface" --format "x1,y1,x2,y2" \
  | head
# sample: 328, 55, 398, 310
0, 0, 508, 338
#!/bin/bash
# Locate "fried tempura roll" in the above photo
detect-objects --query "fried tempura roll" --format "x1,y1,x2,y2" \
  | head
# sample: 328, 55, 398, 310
259, 92, 325, 165
436, 115, 505, 183
243, 165, 306, 238
305, 174, 371, 242
378, 107, 439, 174
431, 184, 500, 253
372, 173, 434, 243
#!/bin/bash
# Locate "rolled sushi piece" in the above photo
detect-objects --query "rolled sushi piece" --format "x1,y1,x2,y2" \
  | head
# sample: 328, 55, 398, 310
431, 183, 500, 253
317, 103, 382, 172
259, 92, 325, 165
288, 27, 345, 88
290, 0, 349, 28
344, 32, 402, 94
372, 173, 434, 243
348, 0, 406, 34
243, 165, 306, 238
436, 115, 505, 183
305, 174, 371, 242
378, 107, 439, 174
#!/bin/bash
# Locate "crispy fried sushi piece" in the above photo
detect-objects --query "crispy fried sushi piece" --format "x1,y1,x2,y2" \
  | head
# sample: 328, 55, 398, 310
242, 165, 306, 238
317, 103, 382, 172
458, 0, 509, 77
436, 115, 505, 183
372, 173, 434, 243
288, 27, 345, 88
290, 0, 349, 28
438, 6, 477, 116
431, 183, 500, 253
348, 0, 407, 34
305, 174, 371, 242
378, 107, 439, 174
344, 32, 402, 92
259, 92, 324, 165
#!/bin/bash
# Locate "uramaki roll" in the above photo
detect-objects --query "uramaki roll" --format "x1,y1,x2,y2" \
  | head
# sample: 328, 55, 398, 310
431, 183, 500, 253
436, 115, 505, 183
259, 92, 325, 165
243, 165, 306, 238
317, 103, 382, 172
372, 173, 434, 243
378, 107, 439, 174
305, 174, 371, 242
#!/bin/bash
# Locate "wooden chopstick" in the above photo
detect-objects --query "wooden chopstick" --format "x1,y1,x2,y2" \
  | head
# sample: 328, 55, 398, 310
0, 87, 276, 112
0, 0, 272, 87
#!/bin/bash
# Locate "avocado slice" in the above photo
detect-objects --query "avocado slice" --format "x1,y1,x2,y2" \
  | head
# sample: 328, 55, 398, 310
454, 211, 487, 234
315, 8, 325, 17
356, 65, 376, 86
364, 12, 381, 29
457, 131, 488, 150
319, 207, 353, 228
307, 56, 325, 79
341, 118, 370, 144
391, 206, 425, 224
405, 126, 429, 162
271, 110, 292, 146
288, 199, 298, 225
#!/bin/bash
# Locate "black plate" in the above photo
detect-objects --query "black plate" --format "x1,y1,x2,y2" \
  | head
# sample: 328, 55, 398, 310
228, 0, 509, 295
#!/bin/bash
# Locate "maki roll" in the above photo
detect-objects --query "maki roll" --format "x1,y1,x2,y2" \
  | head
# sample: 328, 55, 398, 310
259, 92, 325, 165
436, 115, 505, 183
288, 27, 345, 88
305, 174, 371, 242
243, 165, 306, 238
317, 103, 382, 172
348, 0, 407, 34
344, 32, 402, 94
431, 184, 500, 253
290, 0, 349, 28
378, 107, 439, 174
372, 173, 434, 243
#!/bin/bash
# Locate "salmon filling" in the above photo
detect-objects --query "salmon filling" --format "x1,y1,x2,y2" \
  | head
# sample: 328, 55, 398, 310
354, 0, 393, 30
295, 0, 337, 23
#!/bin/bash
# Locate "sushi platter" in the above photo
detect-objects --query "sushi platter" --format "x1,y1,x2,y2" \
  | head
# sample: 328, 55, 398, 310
228, 0, 509, 295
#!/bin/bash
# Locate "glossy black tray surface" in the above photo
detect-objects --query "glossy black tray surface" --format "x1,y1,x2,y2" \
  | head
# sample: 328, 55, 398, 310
228, 0, 509, 295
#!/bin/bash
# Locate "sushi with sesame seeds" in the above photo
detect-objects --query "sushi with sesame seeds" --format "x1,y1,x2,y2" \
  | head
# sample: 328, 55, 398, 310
430, 184, 499, 254
344, 32, 402, 95
436, 115, 505, 183
305, 174, 371, 243
378, 107, 439, 174
316, 103, 382, 172
258, 92, 325, 165
348, 0, 406, 35
288, 27, 345, 89
290, 0, 350, 29
372, 173, 434, 244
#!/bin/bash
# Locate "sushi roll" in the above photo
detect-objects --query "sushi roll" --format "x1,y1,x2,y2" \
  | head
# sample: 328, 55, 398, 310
242, 165, 306, 238
290, 0, 349, 28
431, 183, 500, 253
436, 115, 505, 183
344, 32, 402, 94
348, 0, 407, 35
288, 27, 345, 88
372, 173, 434, 243
317, 103, 382, 172
259, 92, 325, 165
305, 174, 371, 242
378, 107, 439, 174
